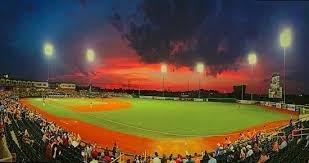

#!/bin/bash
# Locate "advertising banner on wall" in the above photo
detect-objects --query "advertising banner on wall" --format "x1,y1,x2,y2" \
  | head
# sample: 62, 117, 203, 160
287, 104, 296, 111
193, 98, 204, 102
153, 96, 166, 100
139, 96, 153, 99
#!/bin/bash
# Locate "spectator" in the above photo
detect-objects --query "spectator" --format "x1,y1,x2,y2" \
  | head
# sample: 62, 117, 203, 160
104, 151, 111, 162
133, 155, 139, 163
207, 153, 216, 163
161, 154, 167, 163
292, 127, 298, 136
92, 148, 99, 160
185, 155, 193, 163
176, 154, 183, 163
215, 144, 221, 157
201, 150, 210, 163
192, 153, 198, 163
169, 154, 176, 163
239, 147, 246, 161
153, 152, 161, 163
272, 141, 279, 152
90, 158, 99, 163
257, 149, 269, 163
112, 143, 117, 157
81, 149, 87, 163
86, 145, 92, 158
279, 136, 287, 150
45, 142, 53, 161
246, 145, 253, 158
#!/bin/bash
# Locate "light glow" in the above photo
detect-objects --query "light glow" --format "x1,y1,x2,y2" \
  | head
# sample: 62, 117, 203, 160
248, 52, 257, 65
86, 48, 95, 63
161, 64, 167, 73
280, 28, 292, 48
196, 63, 204, 73
44, 43, 54, 57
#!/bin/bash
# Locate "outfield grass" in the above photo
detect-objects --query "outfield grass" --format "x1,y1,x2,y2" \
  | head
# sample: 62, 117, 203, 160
26, 98, 294, 139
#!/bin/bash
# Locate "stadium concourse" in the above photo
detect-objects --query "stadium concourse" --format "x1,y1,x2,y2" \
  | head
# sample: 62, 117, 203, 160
0, 89, 308, 163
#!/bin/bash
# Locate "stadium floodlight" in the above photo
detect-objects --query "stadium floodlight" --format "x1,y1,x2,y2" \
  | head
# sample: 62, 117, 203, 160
196, 63, 204, 98
248, 52, 257, 65
44, 42, 54, 58
85, 48, 96, 94
43, 42, 54, 82
196, 63, 204, 73
247, 52, 257, 101
86, 48, 96, 63
161, 64, 167, 73
280, 28, 292, 48
280, 28, 292, 104
161, 64, 167, 97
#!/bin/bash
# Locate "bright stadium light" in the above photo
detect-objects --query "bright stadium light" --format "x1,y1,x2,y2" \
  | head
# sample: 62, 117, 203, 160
280, 28, 292, 48
247, 52, 257, 101
196, 63, 204, 98
161, 64, 167, 97
86, 48, 96, 63
161, 64, 167, 73
86, 48, 96, 94
43, 42, 54, 82
279, 28, 292, 104
248, 52, 257, 65
44, 42, 54, 58
196, 63, 204, 73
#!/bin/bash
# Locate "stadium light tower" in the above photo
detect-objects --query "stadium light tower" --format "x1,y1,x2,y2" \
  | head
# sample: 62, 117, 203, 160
43, 42, 54, 82
196, 63, 204, 98
161, 64, 167, 97
280, 28, 292, 104
86, 48, 96, 93
247, 52, 257, 101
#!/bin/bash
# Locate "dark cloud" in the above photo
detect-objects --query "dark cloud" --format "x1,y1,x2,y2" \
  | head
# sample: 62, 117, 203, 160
111, 0, 272, 76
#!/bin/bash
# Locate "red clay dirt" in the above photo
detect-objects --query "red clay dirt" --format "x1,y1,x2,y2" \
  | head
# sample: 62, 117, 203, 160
20, 98, 297, 156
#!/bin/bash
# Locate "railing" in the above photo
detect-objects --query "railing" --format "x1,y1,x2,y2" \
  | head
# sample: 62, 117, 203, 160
292, 128, 309, 138
0, 137, 13, 162
110, 153, 123, 163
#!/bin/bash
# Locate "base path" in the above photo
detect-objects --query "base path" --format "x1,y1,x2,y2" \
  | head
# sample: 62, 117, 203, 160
20, 99, 296, 156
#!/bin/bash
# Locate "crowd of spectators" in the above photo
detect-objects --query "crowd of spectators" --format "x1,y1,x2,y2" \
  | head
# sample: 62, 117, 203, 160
0, 91, 123, 162
0, 90, 309, 163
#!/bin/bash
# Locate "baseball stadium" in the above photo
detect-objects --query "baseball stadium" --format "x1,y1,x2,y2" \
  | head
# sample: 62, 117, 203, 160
1, 0, 309, 163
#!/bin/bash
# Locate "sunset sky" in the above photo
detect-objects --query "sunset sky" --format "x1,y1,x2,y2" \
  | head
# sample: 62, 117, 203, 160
1, 0, 309, 94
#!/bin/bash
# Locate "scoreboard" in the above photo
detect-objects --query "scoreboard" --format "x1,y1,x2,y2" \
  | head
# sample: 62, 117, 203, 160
268, 73, 282, 98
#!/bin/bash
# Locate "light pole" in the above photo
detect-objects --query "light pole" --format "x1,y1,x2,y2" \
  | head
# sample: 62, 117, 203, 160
86, 48, 96, 93
247, 52, 257, 101
43, 42, 54, 82
280, 28, 292, 104
196, 63, 204, 99
161, 64, 167, 97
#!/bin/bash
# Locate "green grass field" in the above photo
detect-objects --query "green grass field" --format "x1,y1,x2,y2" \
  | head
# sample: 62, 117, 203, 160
26, 98, 294, 139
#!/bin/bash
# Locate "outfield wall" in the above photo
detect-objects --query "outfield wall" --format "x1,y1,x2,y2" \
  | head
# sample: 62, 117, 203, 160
239, 100, 307, 114
139, 96, 303, 114
139, 96, 237, 102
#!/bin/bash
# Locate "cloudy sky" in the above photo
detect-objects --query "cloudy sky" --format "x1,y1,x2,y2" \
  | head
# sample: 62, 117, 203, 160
1, 0, 309, 94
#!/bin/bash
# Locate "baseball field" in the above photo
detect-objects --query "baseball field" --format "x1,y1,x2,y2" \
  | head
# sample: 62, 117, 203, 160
20, 97, 297, 155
